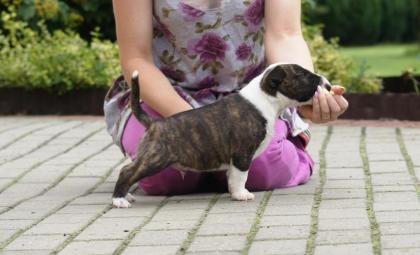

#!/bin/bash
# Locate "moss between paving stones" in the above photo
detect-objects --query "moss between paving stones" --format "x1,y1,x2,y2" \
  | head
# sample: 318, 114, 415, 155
395, 128, 420, 199
0, 156, 126, 251
112, 197, 171, 255
242, 191, 273, 255
305, 126, 332, 255
360, 128, 382, 255
176, 193, 221, 255
0, 122, 85, 193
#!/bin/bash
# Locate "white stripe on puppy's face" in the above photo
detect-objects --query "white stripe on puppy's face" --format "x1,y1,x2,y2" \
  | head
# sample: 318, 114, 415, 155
227, 166, 254, 201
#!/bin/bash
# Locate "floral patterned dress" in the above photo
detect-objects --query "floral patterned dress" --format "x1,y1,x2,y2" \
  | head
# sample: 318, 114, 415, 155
104, 0, 309, 152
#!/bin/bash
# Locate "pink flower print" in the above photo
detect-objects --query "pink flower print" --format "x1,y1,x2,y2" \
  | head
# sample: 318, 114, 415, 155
195, 76, 220, 89
243, 62, 265, 83
193, 88, 214, 100
161, 66, 186, 82
235, 43, 252, 60
179, 2, 205, 22
244, 0, 264, 30
155, 18, 175, 41
188, 32, 229, 63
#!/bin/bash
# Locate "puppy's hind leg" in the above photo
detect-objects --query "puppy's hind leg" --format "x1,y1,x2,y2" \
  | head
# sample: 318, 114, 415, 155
112, 147, 175, 208
112, 162, 139, 208
227, 166, 254, 201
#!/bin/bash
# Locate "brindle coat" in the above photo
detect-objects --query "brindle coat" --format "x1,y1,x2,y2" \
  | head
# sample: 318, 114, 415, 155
112, 64, 326, 201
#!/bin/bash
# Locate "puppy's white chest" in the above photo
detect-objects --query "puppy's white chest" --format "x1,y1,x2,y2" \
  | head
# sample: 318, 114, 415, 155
252, 120, 275, 159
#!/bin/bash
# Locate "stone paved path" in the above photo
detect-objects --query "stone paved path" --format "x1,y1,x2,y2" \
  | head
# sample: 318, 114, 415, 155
0, 117, 419, 255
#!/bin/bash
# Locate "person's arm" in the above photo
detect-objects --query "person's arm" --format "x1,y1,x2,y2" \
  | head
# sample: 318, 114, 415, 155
113, 0, 192, 117
264, 0, 348, 123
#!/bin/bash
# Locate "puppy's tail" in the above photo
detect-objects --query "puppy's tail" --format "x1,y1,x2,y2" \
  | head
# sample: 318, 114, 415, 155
131, 70, 153, 129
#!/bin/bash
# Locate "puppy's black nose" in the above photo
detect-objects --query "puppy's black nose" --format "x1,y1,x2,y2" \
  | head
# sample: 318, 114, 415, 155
324, 83, 332, 92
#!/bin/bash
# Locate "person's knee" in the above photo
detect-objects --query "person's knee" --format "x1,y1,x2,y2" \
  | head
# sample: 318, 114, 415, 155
247, 139, 300, 190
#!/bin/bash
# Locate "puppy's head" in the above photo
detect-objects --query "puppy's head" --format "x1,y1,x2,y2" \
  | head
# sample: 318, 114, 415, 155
260, 63, 330, 106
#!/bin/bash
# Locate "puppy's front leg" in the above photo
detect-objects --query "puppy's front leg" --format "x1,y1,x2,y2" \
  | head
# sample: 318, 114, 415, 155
227, 166, 255, 201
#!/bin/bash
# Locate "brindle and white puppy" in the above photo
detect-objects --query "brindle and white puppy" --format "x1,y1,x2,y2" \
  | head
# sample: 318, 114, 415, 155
112, 63, 331, 208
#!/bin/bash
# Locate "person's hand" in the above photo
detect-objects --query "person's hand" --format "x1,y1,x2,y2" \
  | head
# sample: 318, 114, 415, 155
298, 85, 349, 123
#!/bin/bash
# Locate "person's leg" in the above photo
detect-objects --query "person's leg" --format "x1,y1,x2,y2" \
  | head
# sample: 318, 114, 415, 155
121, 104, 203, 196
212, 119, 314, 191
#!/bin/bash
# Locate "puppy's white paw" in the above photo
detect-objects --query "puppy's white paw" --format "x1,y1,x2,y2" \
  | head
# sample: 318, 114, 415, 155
112, 197, 132, 208
126, 193, 136, 203
231, 190, 255, 201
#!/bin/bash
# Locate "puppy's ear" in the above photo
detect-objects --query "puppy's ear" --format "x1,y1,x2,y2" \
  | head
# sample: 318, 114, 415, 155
261, 65, 287, 96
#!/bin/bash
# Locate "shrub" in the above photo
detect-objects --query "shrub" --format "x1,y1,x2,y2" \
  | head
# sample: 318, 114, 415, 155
303, 25, 382, 93
0, 8, 120, 92
0, 0, 115, 40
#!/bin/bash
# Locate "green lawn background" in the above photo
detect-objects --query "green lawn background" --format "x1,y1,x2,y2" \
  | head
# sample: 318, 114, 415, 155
339, 44, 420, 77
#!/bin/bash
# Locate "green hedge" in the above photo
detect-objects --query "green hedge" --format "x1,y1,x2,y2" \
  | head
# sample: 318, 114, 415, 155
0, 9, 120, 92
0, 0, 115, 41
313, 0, 419, 45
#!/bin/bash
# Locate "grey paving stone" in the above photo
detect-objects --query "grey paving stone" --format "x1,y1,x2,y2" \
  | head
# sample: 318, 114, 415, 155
186, 252, 240, 255
325, 168, 364, 180
375, 210, 420, 223
56, 204, 108, 214
368, 153, 404, 162
123, 245, 180, 255
380, 222, 420, 235
371, 173, 413, 186
260, 215, 311, 227
268, 194, 314, 205
381, 234, 420, 249
143, 220, 197, 231
188, 235, 246, 252
249, 239, 306, 255
25, 223, 81, 235
130, 229, 188, 246
322, 188, 366, 199
318, 208, 367, 219
5, 234, 67, 251
1, 250, 52, 255
255, 225, 310, 240
197, 212, 254, 236
58, 240, 122, 255
373, 185, 416, 192
75, 217, 146, 240
369, 161, 408, 174
320, 198, 366, 209
0, 219, 35, 230
314, 243, 373, 255
374, 192, 418, 203
318, 217, 369, 231
0, 229, 16, 243
374, 202, 420, 212
152, 208, 204, 221
272, 181, 317, 195
102, 207, 156, 218
382, 248, 420, 255
323, 179, 365, 189
197, 222, 251, 236
316, 229, 371, 245
264, 204, 312, 216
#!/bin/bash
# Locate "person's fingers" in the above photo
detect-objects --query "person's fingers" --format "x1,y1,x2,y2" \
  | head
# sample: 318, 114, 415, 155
318, 87, 330, 121
312, 93, 322, 123
331, 85, 346, 96
334, 95, 349, 115
326, 92, 341, 120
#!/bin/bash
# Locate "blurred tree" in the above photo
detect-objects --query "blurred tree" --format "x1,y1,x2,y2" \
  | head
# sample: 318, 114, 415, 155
310, 0, 419, 45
